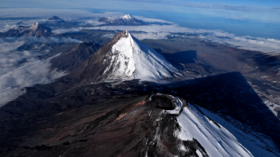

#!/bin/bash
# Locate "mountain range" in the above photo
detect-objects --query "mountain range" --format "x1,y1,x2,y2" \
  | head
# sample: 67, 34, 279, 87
0, 22, 52, 38
0, 31, 279, 157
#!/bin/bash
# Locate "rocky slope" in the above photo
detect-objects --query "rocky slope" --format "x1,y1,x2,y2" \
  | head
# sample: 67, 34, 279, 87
51, 42, 100, 72
0, 30, 280, 157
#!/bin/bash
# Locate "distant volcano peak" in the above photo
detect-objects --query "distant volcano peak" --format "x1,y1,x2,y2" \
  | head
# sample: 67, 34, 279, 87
122, 14, 133, 20
48, 16, 64, 21
98, 14, 145, 25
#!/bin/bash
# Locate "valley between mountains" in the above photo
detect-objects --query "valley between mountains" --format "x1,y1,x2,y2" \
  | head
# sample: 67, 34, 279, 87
0, 31, 280, 157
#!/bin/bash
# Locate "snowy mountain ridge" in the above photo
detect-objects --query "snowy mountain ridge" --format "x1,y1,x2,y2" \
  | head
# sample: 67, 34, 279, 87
98, 14, 145, 25
0, 22, 52, 37
102, 31, 180, 82
122, 14, 133, 20
177, 103, 280, 157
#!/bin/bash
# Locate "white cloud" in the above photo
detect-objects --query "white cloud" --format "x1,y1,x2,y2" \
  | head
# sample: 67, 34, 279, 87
0, 24, 17, 32
86, 24, 280, 53
199, 35, 280, 53
0, 55, 66, 107
52, 27, 83, 34
85, 24, 211, 34
0, 36, 81, 107
102, 33, 116, 39
134, 16, 173, 24
50, 22, 280, 53
0, 19, 48, 32
82, 19, 105, 26
131, 32, 170, 40
101, 32, 170, 40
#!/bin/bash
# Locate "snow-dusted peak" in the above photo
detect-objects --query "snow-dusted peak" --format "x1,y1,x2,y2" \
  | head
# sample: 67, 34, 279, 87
103, 31, 180, 82
30, 22, 39, 31
98, 14, 145, 25
122, 14, 133, 20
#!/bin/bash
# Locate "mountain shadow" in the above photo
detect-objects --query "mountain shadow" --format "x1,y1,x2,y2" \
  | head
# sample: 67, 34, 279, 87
0, 70, 280, 155
161, 50, 197, 64
172, 71, 280, 150
50, 42, 100, 72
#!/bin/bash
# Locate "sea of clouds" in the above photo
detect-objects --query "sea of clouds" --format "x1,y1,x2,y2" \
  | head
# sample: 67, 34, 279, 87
0, 8, 279, 107
51, 17, 280, 53
87, 25, 280, 53
0, 36, 81, 107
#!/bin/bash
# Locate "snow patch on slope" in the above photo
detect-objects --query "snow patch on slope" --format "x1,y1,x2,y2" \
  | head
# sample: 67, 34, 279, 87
103, 32, 180, 82
122, 14, 133, 20
30, 22, 39, 31
177, 104, 280, 157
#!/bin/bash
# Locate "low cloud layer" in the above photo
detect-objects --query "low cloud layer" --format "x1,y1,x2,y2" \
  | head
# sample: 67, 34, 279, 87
133, 16, 173, 24
88, 24, 280, 53
198, 34, 280, 53
51, 23, 280, 53
0, 19, 44, 33
0, 36, 79, 107
82, 20, 105, 26
0, 55, 66, 107
102, 32, 170, 40
1, 36, 82, 45
52, 28, 83, 34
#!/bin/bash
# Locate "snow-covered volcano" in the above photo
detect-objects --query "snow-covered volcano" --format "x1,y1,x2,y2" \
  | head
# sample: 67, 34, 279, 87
102, 31, 180, 82
98, 14, 145, 25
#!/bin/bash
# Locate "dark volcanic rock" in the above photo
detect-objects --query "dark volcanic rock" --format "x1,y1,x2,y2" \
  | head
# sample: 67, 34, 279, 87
0, 92, 191, 157
51, 42, 100, 72
44, 16, 68, 27
253, 53, 280, 76
48, 16, 64, 21
151, 95, 176, 110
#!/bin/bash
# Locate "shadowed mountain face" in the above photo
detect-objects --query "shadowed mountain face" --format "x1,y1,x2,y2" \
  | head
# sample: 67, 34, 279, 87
162, 50, 197, 64
0, 94, 185, 157
0, 31, 280, 156
51, 42, 100, 72
48, 16, 64, 21
43, 16, 69, 27
0, 71, 279, 156
174, 72, 280, 149
253, 53, 280, 75
0, 23, 52, 38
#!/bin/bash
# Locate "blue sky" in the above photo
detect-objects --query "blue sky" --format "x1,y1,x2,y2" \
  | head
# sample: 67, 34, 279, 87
1, 0, 280, 9
181, 0, 280, 7
0, 0, 279, 38
1, 0, 279, 21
